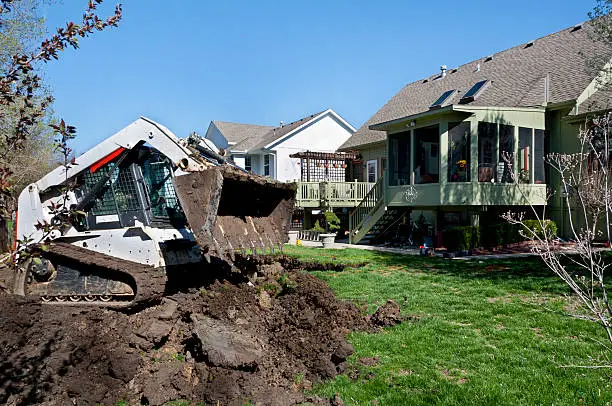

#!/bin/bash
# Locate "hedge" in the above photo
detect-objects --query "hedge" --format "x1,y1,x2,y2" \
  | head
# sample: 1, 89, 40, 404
443, 220, 558, 251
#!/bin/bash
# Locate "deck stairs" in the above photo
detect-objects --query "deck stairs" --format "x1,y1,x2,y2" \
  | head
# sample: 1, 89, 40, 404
348, 176, 408, 244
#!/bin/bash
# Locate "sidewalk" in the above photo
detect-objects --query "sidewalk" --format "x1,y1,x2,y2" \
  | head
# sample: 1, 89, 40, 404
292, 239, 547, 260
295, 239, 422, 255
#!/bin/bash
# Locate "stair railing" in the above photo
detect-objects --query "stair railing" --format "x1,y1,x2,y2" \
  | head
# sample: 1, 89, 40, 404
349, 175, 384, 242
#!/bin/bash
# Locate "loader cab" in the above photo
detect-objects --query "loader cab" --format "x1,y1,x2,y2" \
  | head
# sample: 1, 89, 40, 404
73, 145, 187, 231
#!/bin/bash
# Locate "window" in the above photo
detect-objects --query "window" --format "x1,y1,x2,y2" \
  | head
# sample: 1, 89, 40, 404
448, 122, 470, 182
518, 127, 532, 183
498, 124, 515, 183
414, 125, 439, 184
245, 155, 252, 172
430, 89, 456, 109
478, 122, 496, 182
390, 132, 411, 185
534, 130, 545, 183
367, 160, 378, 183
143, 154, 182, 219
460, 80, 489, 103
264, 154, 270, 176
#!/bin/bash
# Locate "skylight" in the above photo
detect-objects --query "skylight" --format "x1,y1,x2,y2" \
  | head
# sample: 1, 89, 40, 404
430, 89, 456, 109
460, 80, 489, 103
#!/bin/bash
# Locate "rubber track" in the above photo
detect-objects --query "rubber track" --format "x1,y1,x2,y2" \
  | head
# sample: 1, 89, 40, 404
37, 242, 166, 309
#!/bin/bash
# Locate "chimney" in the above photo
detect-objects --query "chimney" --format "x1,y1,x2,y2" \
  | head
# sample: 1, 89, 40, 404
440, 65, 447, 78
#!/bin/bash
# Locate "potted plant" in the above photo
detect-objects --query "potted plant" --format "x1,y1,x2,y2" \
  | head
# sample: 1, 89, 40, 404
320, 211, 340, 248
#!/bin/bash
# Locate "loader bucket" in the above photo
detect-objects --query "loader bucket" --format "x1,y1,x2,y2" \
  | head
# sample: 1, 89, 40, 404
173, 167, 296, 261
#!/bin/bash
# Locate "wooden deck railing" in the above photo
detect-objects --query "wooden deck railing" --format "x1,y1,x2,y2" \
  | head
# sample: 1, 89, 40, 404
296, 182, 321, 206
295, 181, 374, 208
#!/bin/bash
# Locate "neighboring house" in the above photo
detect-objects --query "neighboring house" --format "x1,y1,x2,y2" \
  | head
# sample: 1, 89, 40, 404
345, 21, 611, 244
204, 109, 355, 182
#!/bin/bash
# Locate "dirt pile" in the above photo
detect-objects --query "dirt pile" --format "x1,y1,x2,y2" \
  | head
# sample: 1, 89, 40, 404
0, 257, 379, 405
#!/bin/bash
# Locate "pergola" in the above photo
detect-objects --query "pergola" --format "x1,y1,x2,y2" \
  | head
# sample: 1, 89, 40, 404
289, 151, 358, 182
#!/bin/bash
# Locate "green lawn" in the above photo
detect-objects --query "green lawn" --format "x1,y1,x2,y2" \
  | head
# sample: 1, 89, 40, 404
283, 246, 612, 405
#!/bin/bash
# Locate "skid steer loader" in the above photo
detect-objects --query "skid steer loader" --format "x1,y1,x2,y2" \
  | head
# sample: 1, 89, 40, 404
12, 117, 295, 307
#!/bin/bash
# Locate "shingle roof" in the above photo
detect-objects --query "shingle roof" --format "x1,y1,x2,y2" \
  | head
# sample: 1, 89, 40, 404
212, 121, 273, 146
339, 21, 611, 150
580, 86, 612, 115
250, 110, 327, 150
219, 111, 327, 152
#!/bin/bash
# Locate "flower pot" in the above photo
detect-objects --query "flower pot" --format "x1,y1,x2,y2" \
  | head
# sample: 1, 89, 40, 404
320, 233, 336, 248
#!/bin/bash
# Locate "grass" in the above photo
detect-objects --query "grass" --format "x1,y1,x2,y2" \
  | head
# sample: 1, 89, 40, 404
283, 245, 612, 405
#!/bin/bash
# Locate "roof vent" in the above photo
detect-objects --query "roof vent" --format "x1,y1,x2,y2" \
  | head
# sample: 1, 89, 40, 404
475, 63, 481, 72
484, 55, 493, 62
524, 40, 535, 48
450, 68, 458, 74
571, 23, 583, 32
423, 78, 429, 83
440, 65, 447, 78
279, 121, 284, 127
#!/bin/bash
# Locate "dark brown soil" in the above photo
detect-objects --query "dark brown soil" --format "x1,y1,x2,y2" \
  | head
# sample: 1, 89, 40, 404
0, 258, 379, 406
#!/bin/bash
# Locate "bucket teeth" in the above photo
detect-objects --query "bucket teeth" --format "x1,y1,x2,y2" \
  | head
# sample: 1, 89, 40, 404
212, 237, 223, 259
173, 168, 296, 262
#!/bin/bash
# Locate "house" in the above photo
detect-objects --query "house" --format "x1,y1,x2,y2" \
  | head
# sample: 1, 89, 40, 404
204, 109, 355, 182
344, 21, 611, 244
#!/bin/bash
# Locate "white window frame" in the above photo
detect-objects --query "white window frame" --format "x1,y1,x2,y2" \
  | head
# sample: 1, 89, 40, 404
366, 159, 378, 183
264, 154, 271, 177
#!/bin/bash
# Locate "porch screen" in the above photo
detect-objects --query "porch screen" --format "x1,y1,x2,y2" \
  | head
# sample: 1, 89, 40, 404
477, 122, 496, 182
415, 125, 439, 184
448, 122, 470, 182
499, 124, 515, 183
518, 127, 532, 183
390, 131, 411, 186
534, 129, 545, 183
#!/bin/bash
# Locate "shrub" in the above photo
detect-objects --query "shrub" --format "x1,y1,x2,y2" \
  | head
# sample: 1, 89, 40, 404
443, 220, 558, 251
443, 226, 480, 251
323, 211, 341, 233
522, 219, 558, 239
310, 220, 325, 232
480, 223, 522, 247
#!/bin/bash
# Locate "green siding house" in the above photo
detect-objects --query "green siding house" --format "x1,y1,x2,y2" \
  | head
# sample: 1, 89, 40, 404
341, 21, 611, 244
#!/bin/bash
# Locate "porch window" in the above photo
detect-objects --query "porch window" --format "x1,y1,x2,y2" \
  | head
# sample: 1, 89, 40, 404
498, 124, 515, 183
264, 154, 271, 177
367, 160, 378, 183
245, 155, 252, 172
414, 125, 439, 184
390, 131, 411, 186
448, 122, 470, 182
478, 122, 496, 182
518, 127, 532, 183
534, 129, 545, 183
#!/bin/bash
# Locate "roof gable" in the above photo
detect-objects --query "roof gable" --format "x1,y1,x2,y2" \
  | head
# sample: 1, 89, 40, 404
211, 121, 273, 146
339, 21, 611, 150
254, 109, 356, 150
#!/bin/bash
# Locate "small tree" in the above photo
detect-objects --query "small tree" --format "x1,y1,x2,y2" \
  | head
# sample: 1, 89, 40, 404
323, 210, 341, 233
503, 113, 612, 349
503, 2, 612, 359
0, 0, 122, 217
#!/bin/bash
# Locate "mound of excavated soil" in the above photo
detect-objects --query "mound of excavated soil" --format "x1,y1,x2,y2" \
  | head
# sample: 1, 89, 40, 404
0, 258, 383, 405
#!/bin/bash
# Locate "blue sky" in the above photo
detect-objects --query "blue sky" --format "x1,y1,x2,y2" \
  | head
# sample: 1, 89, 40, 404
41, 0, 597, 154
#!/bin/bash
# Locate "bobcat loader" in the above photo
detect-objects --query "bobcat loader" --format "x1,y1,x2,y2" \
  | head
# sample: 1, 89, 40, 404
13, 117, 295, 307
